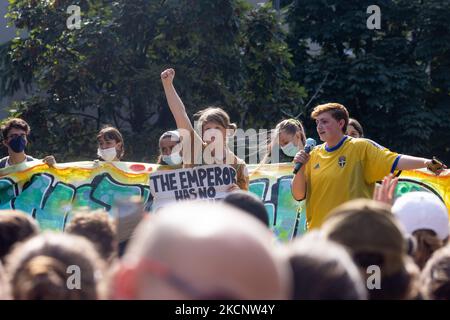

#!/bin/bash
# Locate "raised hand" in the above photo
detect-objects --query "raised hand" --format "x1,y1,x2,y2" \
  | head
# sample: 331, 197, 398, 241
161, 68, 175, 85
373, 174, 398, 206
42, 155, 57, 167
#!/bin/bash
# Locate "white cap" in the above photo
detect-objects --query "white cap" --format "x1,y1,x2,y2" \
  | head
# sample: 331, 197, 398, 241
392, 191, 449, 240
159, 130, 180, 143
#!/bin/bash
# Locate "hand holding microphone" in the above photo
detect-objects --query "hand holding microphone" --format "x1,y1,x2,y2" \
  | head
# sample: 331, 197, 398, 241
293, 138, 316, 174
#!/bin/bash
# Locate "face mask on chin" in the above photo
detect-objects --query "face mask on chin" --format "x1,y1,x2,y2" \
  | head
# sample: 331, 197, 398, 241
98, 147, 117, 161
280, 142, 299, 157
8, 135, 27, 153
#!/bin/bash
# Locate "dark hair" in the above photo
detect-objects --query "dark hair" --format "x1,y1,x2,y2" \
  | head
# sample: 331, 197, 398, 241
348, 118, 364, 138
1, 118, 30, 140
97, 126, 125, 160
223, 191, 269, 226
65, 209, 117, 262
0, 210, 39, 263
288, 237, 367, 300
6, 233, 104, 300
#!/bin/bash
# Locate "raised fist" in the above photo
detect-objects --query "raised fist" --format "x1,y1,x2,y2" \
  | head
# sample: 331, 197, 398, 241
161, 68, 175, 84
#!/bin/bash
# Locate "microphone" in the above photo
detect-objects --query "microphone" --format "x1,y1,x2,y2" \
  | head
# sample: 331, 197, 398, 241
293, 138, 317, 174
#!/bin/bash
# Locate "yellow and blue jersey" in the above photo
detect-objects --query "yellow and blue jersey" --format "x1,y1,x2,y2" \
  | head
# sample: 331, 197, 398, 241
303, 136, 400, 229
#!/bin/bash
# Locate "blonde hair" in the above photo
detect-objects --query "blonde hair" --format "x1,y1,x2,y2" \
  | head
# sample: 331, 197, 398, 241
413, 230, 445, 270
97, 126, 125, 160
275, 119, 306, 144
194, 107, 237, 135
260, 118, 306, 164
311, 103, 349, 134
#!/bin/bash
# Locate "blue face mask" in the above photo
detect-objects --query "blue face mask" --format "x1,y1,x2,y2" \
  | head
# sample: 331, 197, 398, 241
9, 135, 27, 153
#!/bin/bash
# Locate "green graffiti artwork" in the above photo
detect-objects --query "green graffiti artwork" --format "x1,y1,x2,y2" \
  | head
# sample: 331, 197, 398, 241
0, 162, 448, 242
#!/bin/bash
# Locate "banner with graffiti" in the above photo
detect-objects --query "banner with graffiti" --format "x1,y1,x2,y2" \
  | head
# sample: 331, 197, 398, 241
0, 161, 449, 241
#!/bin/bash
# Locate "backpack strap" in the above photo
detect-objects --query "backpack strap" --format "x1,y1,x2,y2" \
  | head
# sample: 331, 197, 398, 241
0, 157, 9, 169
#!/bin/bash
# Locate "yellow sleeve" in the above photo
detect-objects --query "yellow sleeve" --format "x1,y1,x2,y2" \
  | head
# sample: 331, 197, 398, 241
304, 155, 311, 179
362, 140, 401, 184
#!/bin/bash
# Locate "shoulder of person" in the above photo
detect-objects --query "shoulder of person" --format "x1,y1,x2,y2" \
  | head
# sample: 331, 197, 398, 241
26, 155, 36, 161
353, 138, 386, 150
310, 142, 325, 154
230, 156, 249, 176
235, 156, 247, 165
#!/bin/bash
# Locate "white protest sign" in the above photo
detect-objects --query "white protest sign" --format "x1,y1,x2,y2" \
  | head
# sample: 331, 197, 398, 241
149, 164, 237, 210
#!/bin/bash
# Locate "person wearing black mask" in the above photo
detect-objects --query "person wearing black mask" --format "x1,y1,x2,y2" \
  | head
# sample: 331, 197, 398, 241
0, 118, 55, 169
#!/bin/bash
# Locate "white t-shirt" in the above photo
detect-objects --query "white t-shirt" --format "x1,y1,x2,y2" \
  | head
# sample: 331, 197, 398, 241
0, 155, 36, 169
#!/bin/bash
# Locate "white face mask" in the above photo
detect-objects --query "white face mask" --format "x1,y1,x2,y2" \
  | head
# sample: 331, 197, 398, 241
162, 152, 183, 166
98, 147, 117, 161
280, 142, 300, 157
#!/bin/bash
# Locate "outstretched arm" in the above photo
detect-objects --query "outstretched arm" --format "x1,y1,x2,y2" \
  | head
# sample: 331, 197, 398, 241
397, 155, 446, 175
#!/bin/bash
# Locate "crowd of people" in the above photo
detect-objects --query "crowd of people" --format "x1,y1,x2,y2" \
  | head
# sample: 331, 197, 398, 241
0, 68, 449, 300
0, 188, 449, 300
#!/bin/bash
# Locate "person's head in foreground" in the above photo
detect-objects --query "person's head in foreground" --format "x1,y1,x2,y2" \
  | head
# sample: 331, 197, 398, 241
347, 118, 364, 138
65, 209, 117, 262
287, 232, 367, 300
421, 245, 450, 300
321, 199, 420, 300
392, 191, 449, 269
112, 201, 291, 299
5, 232, 104, 300
96, 126, 124, 161
0, 210, 39, 263
157, 130, 183, 166
223, 191, 270, 227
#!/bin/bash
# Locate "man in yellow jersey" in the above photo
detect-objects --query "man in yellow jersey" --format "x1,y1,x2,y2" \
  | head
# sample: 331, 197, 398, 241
291, 103, 446, 230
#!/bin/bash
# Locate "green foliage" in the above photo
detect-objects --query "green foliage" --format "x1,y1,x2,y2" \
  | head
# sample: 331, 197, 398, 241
0, 0, 449, 163
286, 0, 450, 161
1, 0, 306, 162
239, 4, 306, 128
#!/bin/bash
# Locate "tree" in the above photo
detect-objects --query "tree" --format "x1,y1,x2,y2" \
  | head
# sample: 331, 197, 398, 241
239, 4, 306, 129
286, 0, 450, 162
1, 0, 308, 163
1, 0, 247, 161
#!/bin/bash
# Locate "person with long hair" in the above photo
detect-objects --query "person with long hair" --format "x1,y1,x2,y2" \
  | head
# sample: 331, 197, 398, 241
160, 68, 248, 190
